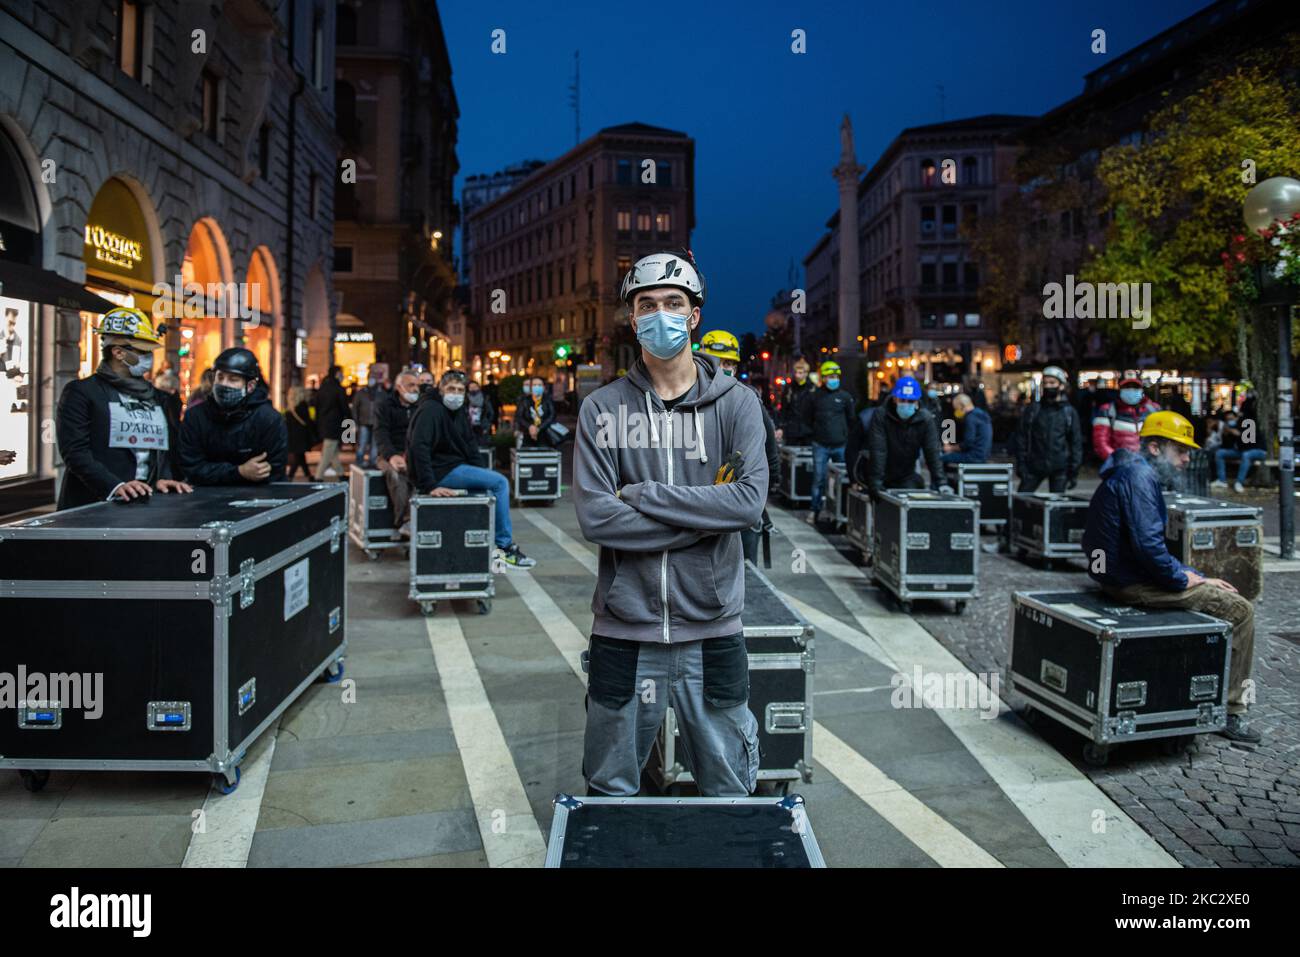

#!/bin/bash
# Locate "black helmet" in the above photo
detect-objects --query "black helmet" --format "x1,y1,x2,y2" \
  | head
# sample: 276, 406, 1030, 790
213, 347, 262, 383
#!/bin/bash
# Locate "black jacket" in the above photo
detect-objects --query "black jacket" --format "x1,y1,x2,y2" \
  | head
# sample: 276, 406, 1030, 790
55, 374, 178, 510
845, 405, 880, 484
1015, 398, 1082, 479
313, 376, 348, 441
467, 394, 497, 439
777, 379, 817, 444
179, 384, 288, 485
514, 392, 557, 444
284, 401, 317, 455
867, 401, 944, 494
803, 386, 856, 447
407, 391, 477, 492
374, 389, 417, 460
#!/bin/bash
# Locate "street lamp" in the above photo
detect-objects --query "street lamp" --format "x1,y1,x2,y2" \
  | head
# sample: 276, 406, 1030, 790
1243, 176, 1300, 560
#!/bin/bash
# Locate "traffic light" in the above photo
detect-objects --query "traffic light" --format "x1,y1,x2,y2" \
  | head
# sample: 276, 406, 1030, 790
553, 341, 571, 361
760, 351, 771, 361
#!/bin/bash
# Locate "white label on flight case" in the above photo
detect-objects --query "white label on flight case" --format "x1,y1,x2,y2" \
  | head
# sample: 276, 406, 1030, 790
1048, 602, 1100, 619
284, 558, 310, 620
107, 401, 169, 450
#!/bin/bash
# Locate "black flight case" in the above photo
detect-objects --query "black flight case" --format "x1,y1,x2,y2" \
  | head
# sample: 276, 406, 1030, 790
0, 484, 347, 793
545, 793, 826, 868
1011, 491, 1090, 566
777, 446, 814, 505
872, 489, 978, 613
1163, 494, 1264, 600
408, 492, 495, 617
946, 462, 1012, 543
845, 485, 872, 560
1008, 590, 1231, 765
511, 447, 562, 504
650, 562, 814, 795
348, 464, 401, 559
820, 460, 850, 527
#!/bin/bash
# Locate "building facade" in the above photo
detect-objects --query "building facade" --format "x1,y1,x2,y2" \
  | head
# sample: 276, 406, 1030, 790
460, 159, 544, 285
805, 115, 1029, 398
332, 0, 458, 386
465, 122, 695, 386
0, 0, 337, 516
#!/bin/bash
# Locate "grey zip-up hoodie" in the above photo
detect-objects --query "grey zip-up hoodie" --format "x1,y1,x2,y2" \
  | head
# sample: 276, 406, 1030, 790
573, 354, 769, 643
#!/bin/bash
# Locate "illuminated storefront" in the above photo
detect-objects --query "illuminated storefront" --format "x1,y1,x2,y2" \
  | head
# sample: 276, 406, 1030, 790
334, 326, 376, 386
0, 126, 41, 490
176, 219, 234, 402
243, 247, 281, 402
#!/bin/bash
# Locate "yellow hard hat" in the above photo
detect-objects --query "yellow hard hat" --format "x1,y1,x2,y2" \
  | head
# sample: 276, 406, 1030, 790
1140, 410, 1199, 449
96, 306, 166, 349
819, 361, 841, 378
699, 329, 740, 363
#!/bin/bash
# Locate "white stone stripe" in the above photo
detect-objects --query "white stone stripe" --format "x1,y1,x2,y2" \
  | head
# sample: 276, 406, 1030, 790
182, 731, 277, 868
520, 510, 599, 575
769, 508, 1178, 868
520, 513, 1010, 867
424, 614, 547, 868
814, 723, 1002, 867
506, 569, 589, 683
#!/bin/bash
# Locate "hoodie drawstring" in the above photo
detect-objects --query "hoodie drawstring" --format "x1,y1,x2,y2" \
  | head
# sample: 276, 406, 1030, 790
644, 389, 707, 464
644, 390, 660, 445
694, 407, 707, 465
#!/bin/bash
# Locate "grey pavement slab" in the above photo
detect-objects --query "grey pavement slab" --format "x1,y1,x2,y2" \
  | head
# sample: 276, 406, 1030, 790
271, 728, 459, 771
20, 814, 194, 867
247, 808, 481, 867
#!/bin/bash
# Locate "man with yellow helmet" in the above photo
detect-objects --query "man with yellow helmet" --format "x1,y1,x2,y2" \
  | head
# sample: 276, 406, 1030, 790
699, 328, 778, 565
54, 307, 192, 509
1082, 410, 1260, 743
802, 360, 855, 523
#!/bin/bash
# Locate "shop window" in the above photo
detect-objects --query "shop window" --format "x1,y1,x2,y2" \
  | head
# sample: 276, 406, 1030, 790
0, 300, 33, 481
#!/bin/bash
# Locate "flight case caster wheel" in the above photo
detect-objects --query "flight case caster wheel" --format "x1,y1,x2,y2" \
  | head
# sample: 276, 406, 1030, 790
321, 660, 345, 683
215, 767, 241, 795
420, 600, 437, 617
476, 598, 492, 615
954, 600, 968, 614
19, 769, 50, 793
364, 549, 378, 561
1159, 734, 1193, 756
899, 599, 913, 615
1020, 704, 1043, 729
1082, 742, 1111, 767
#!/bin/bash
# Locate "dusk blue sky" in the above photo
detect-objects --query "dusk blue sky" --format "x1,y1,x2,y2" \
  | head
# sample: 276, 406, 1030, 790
439, 0, 1207, 338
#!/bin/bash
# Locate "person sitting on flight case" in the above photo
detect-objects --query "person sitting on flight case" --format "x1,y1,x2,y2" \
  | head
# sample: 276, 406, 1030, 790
514, 375, 557, 447
407, 368, 536, 568
699, 328, 777, 566
1081, 410, 1260, 743
375, 369, 421, 537
179, 347, 287, 486
866, 376, 947, 497
55, 307, 192, 509
941, 393, 992, 464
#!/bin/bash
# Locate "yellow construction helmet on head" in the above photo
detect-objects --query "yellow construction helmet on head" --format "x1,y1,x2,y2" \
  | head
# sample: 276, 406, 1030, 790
819, 361, 841, 378
699, 329, 740, 363
1140, 410, 1199, 449
96, 306, 166, 349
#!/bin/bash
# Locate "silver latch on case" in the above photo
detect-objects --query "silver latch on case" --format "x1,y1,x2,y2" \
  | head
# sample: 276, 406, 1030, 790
237, 679, 256, 716
367, 496, 389, 510
147, 701, 192, 732
239, 558, 256, 609
417, 531, 442, 548
330, 516, 342, 553
765, 702, 807, 734
18, 700, 61, 730
1235, 527, 1259, 547
949, 533, 975, 550
1040, 660, 1067, 693
1189, 674, 1219, 701
1116, 680, 1148, 708
905, 532, 930, 549
1191, 529, 1214, 550
464, 530, 490, 547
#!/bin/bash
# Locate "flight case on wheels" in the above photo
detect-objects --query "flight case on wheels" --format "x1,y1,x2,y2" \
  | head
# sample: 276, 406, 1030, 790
821, 461, 850, 527
1163, 494, 1263, 600
475, 445, 495, 471
650, 562, 814, 794
348, 464, 401, 559
1011, 492, 1089, 565
845, 486, 872, 560
1007, 590, 1231, 766
409, 492, 495, 617
511, 447, 561, 504
946, 463, 1012, 537
0, 484, 348, 793
778, 446, 814, 504
872, 489, 978, 613
545, 793, 825, 868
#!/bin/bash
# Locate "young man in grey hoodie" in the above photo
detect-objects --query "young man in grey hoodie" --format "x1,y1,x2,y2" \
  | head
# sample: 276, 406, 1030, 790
573, 251, 769, 796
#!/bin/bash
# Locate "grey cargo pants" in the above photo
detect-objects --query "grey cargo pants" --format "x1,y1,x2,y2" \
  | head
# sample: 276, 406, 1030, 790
583, 633, 760, 797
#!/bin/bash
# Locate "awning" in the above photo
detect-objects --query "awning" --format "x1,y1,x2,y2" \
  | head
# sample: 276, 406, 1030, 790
0, 259, 118, 313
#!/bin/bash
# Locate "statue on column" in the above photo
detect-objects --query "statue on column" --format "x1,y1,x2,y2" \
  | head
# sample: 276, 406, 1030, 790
839, 114, 856, 168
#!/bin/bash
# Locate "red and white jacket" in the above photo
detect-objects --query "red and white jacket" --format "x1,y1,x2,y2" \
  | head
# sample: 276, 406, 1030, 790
1092, 397, 1161, 459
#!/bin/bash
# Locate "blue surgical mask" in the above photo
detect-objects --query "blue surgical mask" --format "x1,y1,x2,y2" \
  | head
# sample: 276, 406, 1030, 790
1120, 388, 1143, 406
531, 384, 545, 397
442, 392, 465, 411
721, 368, 735, 377
635, 310, 691, 360
927, 388, 940, 398
826, 378, 840, 391
896, 401, 918, 419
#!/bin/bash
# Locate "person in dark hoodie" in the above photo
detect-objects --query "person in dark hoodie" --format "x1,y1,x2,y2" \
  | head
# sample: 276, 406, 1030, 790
574, 250, 768, 798
55, 307, 192, 509
801, 359, 856, 523
774, 355, 816, 446
866, 375, 946, 496
1082, 411, 1260, 744
312, 365, 348, 480
179, 348, 287, 485
406, 369, 536, 567
1015, 365, 1082, 492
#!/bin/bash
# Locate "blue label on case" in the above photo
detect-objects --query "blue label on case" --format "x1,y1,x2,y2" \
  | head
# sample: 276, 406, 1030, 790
329, 607, 341, 633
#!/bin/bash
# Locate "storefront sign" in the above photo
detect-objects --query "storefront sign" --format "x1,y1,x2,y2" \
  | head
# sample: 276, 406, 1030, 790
334, 331, 373, 342
82, 178, 154, 290
84, 224, 144, 272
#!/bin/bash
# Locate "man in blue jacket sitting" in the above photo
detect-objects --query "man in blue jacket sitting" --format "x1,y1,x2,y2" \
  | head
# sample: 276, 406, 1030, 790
1081, 411, 1260, 743
941, 393, 991, 464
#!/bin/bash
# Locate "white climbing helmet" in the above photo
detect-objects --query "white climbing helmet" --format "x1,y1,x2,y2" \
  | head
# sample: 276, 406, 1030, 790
619, 251, 706, 306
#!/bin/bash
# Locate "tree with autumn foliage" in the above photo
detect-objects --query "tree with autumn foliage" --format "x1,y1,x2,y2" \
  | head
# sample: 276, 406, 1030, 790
1082, 34, 1300, 439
